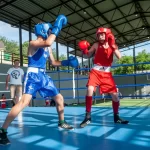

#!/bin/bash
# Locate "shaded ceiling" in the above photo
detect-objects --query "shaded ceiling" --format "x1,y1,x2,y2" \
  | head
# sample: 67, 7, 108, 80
0, 0, 150, 57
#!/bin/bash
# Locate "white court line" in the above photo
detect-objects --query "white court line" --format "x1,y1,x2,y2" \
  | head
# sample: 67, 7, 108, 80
0, 82, 10, 84
0, 99, 12, 101
0, 73, 7, 75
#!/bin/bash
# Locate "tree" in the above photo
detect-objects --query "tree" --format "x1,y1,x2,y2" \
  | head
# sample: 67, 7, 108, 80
52, 48, 68, 70
22, 41, 29, 56
136, 50, 150, 71
0, 36, 19, 54
0, 36, 69, 70
113, 55, 134, 74
113, 50, 150, 74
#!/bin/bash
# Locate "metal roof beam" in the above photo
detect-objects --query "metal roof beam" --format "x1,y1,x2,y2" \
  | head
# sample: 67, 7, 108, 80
84, 0, 129, 43
112, 0, 139, 37
12, 0, 73, 25
13, 0, 131, 26
0, 15, 18, 24
71, 0, 102, 27
3, 0, 45, 22
0, 0, 17, 9
134, 0, 150, 35
29, 0, 55, 19
60, 0, 100, 41
0, 9, 23, 20
62, 1, 134, 31
28, 0, 95, 42
0, 11, 21, 21
67, 15, 142, 41
61, 0, 95, 28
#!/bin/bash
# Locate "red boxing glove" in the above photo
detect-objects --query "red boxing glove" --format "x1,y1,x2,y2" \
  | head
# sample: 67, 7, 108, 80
107, 33, 118, 51
78, 40, 90, 55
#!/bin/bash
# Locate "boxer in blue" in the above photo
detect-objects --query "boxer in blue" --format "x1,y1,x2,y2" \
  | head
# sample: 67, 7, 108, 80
0, 15, 78, 145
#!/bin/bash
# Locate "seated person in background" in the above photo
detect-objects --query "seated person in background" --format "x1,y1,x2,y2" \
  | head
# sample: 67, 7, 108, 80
45, 97, 50, 106
0, 94, 6, 108
1, 94, 6, 100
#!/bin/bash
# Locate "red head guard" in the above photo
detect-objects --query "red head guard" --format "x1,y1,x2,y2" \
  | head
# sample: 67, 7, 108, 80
96, 27, 111, 41
96, 27, 117, 49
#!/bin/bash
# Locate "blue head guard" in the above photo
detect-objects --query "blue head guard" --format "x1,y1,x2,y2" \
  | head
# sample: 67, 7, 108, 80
34, 23, 52, 39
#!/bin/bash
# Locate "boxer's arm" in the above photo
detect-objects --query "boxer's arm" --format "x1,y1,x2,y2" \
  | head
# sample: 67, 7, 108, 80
107, 33, 121, 59
29, 34, 56, 48
83, 43, 97, 58
114, 49, 121, 59
48, 47, 62, 66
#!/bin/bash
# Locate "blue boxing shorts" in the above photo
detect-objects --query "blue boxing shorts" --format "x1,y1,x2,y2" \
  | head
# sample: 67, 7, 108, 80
24, 67, 59, 98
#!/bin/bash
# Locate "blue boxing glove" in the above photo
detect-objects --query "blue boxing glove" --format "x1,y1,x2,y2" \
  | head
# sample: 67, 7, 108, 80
51, 14, 67, 36
61, 56, 79, 68
68, 56, 79, 68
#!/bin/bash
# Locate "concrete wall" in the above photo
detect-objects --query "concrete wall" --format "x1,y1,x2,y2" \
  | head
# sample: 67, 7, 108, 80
0, 63, 150, 107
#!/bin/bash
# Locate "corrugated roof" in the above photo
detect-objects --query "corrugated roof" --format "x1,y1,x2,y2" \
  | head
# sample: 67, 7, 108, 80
0, 0, 150, 57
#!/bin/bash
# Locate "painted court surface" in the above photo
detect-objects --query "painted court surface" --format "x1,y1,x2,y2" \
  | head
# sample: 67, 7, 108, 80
0, 101, 150, 150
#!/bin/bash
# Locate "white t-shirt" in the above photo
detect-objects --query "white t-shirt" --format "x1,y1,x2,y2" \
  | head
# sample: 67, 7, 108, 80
7, 67, 24, 85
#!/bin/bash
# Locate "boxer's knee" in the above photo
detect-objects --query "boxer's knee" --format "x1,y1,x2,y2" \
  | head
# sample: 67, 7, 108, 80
54, 94, 64, 106
110, 93, 119, 102
86, 86, 94, 96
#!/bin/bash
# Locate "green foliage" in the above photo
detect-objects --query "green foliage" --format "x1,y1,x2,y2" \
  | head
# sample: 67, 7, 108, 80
113, 50, 150, 74
0, 36, 68, 69
113, 55, 134, 74
136, 50, 150, 71
0, 36, 19, 54
52, 48, 67, 70
22, 41, 29, 56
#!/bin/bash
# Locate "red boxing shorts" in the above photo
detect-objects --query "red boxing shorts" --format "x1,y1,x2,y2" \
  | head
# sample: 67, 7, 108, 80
86, 69, 117, 94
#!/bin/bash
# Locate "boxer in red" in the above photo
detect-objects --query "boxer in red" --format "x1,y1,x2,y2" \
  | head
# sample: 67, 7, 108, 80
78, 27, 129, 128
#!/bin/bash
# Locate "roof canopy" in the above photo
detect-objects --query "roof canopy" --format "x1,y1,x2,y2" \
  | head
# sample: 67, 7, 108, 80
0, 0, 150, 56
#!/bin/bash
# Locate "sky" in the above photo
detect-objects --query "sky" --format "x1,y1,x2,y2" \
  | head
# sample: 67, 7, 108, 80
0, 21, 69, 56
0, 21, 150, 58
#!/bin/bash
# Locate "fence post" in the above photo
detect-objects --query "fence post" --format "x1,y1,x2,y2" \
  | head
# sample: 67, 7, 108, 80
12, 53, 14, 65
1, 51, 2, 64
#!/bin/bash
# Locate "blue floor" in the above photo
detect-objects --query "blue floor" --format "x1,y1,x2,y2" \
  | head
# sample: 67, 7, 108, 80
0, 106, 150, 150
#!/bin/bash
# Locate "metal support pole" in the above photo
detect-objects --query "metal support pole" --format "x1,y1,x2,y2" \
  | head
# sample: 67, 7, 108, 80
56, 38, 60, 92
29, 19, 32, 42
28, 19, 34, 106
74, 40, 77, 57
67, 42, 69, 72
74, 40, 79, 104
19, 23, 23, 66
133, 45, 137, 99
1, 51, 2, 64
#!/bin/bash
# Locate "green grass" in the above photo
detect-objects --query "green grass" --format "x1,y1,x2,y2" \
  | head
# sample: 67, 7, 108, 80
93, 99, 150, 107
71, 99, 150, 107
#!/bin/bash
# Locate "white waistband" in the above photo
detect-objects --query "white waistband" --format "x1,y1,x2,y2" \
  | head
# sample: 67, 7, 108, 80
27, 67, 45, 73
93, 64, 111, 72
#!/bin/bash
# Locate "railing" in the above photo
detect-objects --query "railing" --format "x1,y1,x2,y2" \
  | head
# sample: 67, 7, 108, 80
0, 50, 28, 67
0, 50, 66, 70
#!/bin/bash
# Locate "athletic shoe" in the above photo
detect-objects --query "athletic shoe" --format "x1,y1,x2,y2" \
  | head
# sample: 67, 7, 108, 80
58, 121, 74, 130
80, 117, 91, 128
0, 129, 10, 145
114, 114, 129, 124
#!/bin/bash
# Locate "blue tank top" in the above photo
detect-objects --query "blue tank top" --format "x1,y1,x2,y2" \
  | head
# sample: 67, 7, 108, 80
28, 48, 49, 69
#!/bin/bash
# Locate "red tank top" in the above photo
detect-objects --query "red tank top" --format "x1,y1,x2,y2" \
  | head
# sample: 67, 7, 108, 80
93, 42, 114, 66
